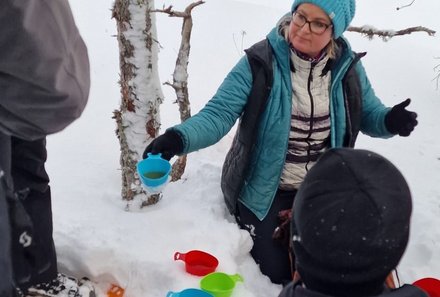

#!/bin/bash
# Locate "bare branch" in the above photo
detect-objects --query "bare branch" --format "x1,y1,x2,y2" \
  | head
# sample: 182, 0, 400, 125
434, 60, 440, 72
397, 0, 416, 11
233, 30, 247, 57
155, 1, 205, 181
152, 1, 204, 18
163, 81, 178, 91
347, 26, 436, 41
433, 57, 440, 90
184, 1, 205, 14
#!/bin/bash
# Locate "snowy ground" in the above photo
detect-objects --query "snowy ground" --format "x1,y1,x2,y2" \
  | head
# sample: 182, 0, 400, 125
45, 1, 440, 296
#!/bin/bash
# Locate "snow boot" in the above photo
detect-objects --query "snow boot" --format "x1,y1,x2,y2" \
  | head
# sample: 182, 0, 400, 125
25, 273, 95, 297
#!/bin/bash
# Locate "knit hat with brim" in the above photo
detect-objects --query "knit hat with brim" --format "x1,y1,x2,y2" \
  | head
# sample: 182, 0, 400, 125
291, 148, 412, 297
291, 0, 356, 38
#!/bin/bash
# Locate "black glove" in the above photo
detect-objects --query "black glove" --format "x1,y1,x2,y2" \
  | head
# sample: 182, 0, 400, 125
385, 98, 418, 137
142, 130, 184, 160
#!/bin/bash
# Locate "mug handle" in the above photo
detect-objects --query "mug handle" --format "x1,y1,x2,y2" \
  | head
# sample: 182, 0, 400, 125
174, 252, 186, 261
230, 273, 244, 283
166, 291, 175, 297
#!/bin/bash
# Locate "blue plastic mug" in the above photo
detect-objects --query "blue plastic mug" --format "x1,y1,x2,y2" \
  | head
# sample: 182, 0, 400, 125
166, 288, 214, 297
137, 153, 171, 189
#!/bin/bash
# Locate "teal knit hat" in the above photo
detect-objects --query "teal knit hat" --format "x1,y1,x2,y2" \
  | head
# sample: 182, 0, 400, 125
291, 0, 356, 38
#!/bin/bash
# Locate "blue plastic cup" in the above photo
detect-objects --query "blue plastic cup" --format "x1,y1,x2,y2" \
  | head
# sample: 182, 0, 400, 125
137, 153, 171, 190
166, 288, 214, 297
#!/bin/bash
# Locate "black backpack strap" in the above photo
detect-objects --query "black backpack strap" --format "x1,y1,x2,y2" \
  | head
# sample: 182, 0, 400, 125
236, 39, 274, 143
342, 52, 365, 147
243, 39, 274, 130
221, 39, 274, 216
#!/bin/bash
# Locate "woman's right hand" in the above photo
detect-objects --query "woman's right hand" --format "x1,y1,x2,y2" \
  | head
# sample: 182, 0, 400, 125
142, 130, 184, 160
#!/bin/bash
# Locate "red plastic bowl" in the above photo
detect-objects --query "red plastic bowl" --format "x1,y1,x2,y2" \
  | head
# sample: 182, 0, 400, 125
413, 278, 440, 297
174, 250, 219, 276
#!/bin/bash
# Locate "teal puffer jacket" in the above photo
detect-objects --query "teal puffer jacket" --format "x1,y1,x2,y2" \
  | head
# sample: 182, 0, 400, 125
171, 18, 393, 220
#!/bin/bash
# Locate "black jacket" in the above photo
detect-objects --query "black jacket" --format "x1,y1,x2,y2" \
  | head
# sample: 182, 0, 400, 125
0, 0, 90, 140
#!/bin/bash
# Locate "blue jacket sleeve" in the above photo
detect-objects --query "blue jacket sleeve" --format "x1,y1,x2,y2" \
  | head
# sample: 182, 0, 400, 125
171, 56, 253, 153
356, 61, 393, 138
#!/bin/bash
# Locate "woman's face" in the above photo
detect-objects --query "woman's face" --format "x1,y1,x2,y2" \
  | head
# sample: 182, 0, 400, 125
289, 3, 333, 57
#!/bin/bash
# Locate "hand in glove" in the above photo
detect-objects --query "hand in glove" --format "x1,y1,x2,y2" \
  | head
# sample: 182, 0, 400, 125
385, 98, 418, 137
142, 130, 184, 160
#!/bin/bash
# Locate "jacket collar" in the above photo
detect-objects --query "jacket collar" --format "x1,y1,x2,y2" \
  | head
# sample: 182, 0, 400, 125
267, 14, 356, 79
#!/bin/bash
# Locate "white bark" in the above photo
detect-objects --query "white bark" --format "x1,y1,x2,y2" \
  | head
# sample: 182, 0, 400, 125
113, 0, 163, 206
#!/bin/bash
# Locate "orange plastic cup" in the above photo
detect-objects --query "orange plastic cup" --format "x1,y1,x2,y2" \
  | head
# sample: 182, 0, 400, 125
107, 284, 124, 297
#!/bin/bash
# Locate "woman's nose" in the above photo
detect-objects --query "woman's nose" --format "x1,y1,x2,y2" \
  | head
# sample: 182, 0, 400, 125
300, 22, 312, 33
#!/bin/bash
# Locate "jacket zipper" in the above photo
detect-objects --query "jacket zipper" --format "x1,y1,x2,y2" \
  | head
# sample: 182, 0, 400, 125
305, 62, 316, 171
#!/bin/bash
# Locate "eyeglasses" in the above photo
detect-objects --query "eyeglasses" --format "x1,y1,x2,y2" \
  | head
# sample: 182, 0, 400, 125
292, 11, 332, 35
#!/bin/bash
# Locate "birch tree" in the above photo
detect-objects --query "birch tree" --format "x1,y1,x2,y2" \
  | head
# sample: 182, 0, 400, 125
112, 0, 163, 207
154, 1, 205, 181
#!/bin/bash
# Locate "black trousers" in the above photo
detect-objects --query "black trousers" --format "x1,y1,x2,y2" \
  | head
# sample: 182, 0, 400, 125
0, 132, 57, 290
0, 169, 13, 297
236, 188, 296, 285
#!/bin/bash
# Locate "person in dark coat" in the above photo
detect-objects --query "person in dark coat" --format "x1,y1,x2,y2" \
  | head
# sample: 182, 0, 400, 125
278, 148, 427, 297
0, 1, 92, 296
142, 0, 418, 284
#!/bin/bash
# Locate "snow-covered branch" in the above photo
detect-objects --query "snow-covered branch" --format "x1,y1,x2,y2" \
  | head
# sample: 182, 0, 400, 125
347, 25, 436, 41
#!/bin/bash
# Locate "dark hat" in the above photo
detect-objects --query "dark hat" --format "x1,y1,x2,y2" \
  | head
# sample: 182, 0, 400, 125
291, 148, 412, 297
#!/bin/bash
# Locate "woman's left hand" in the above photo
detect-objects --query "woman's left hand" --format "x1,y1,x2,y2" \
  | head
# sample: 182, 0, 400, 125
385, 98, 418, 136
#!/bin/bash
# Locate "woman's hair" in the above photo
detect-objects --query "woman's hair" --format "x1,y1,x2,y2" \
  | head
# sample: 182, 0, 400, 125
280, 20, 339, 59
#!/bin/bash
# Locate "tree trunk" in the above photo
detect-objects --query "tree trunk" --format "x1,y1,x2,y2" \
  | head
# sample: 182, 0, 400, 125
157, 1, 205, 181
112, 0, 163, 207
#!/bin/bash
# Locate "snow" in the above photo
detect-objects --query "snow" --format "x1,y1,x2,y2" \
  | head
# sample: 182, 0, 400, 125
46, 0, 440, 296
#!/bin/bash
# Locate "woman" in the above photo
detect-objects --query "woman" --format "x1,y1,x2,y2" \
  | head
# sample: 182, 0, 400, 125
143, 0, 418, 285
